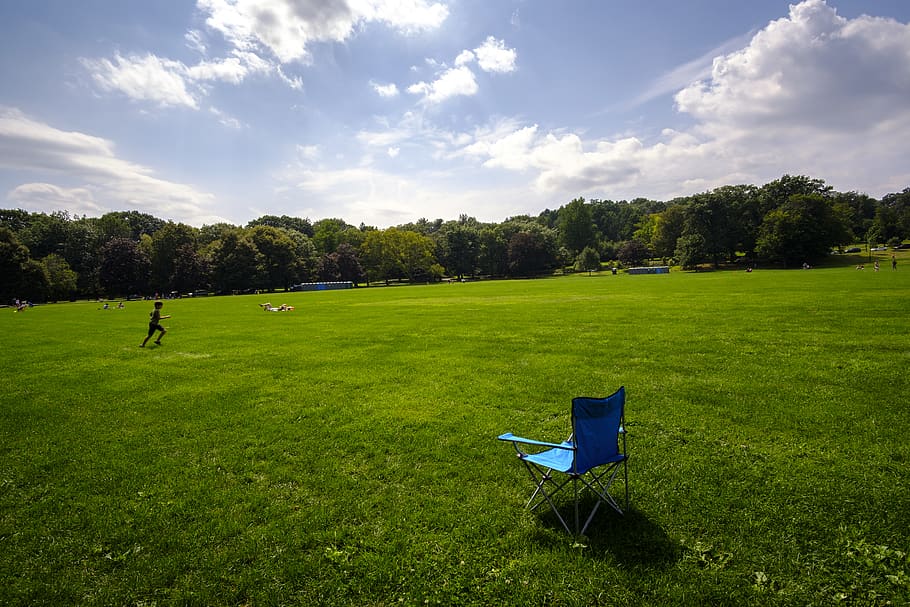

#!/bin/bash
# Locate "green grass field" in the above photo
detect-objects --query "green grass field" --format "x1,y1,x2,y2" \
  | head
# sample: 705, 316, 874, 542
2, 265, 909, 606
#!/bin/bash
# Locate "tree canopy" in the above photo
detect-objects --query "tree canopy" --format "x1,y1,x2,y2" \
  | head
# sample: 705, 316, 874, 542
1, 175, 908, 301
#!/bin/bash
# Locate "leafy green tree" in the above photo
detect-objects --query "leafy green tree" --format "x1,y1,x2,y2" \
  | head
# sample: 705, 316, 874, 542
558, 197, 596, 256
682, 193, 736, 267
880, 188, 910, 241
758, 175, 831, 216
0, 227, 31, 302
41, 254, 78, 301
211, 230, 264, 292
247, 214, 313, 237
171, 243, 211, 293
575, 246, 601, 275
617, 239, 650, 267
831, 191, 877, 243
18, 211, 70, 260
316, 253, 340, 281
440, 222, 479, 279
64, 217, 101, 295
99, 237, 151, 296
287, 230, 318, 283
675, 233, 707, 270
0, 209, 31, 232
107, 211, 165, 240
396, 229, 437, 282
360, 229, 397, 284
249, 225, 298, 290
713, 184, 761, 257
507, 229, 556, 277
313, 218, 350, 255
756, 194, 849, 266
333, 243, 364, 285
477, 226, 508, 276
651, 204, 686, 259
150, 222, 197, 292
199, 223, 238, 247
17, 258, 50, 302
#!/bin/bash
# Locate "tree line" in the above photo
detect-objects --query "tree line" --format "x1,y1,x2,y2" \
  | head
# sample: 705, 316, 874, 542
2, 174, 908, 302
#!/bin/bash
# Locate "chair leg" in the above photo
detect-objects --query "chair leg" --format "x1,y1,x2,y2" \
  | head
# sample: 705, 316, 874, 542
519, 461, 574, 534
574, 476, 579, 535
623, 457, 629, 511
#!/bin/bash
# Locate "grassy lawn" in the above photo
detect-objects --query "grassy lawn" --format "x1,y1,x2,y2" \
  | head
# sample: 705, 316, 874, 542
1, 265, 909, 605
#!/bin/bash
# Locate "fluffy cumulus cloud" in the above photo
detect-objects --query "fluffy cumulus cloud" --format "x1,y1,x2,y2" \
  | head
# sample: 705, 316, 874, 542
81, 50, 272, 108
0, 107, 221, 223
371, 81, 400, 98
408, 65, 478, 104
459, 0, 910, 200
81, 0, 448, 108
198, 0, 448, 63
473, 36, 517, 73
408, 36, 516, 104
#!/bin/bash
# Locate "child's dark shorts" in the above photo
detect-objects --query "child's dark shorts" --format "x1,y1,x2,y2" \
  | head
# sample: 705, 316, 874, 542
147, 322, 164, 337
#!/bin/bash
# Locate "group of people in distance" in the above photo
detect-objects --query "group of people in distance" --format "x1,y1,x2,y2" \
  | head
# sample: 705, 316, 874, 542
259, 302, 294, 312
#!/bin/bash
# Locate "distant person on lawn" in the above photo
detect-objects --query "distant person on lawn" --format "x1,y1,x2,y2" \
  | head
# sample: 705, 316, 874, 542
141, 301, 170, 347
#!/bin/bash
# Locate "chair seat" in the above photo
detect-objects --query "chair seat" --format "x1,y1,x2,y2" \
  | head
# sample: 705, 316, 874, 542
522, 443, 575, 472
523, 447, 626, 474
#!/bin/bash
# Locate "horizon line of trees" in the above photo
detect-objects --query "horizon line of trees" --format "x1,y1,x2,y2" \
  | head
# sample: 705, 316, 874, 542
2, 174, 909, 302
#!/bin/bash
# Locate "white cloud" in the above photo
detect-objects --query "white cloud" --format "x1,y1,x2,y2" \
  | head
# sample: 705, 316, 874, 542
0, 106, 222, 224
296, 144, 321, 161
197, 0, 448, 64
371, 81, 400, 97
81, 53, 200, 108
457, 0, 910, 201
82, 0, 448, 109
454, 50, 475, 66
473, 36, 517, 73
675, 0, 910, 131
387, 146, 400, 158
81, 49, 275, 108
408, 65, 478, 104
8, 183, 106, 217
407, 36, 515, 104
209, 107, 245, 129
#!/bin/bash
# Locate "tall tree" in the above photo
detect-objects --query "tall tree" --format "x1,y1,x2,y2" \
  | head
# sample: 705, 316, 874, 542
682, 192, 735, 267
150, 222, 197, 292
171, 243, 211, 293
333, 243, 364, 285
211, 231, 264, 293
312, 218, 349, 255
249, 225, 298, 290
575, 246, 601, 275
651, 204, 687, 259
40, 254, 78, 301
0, 227, 31, 302
558, 198, 596, 256
440, 222, 479, 279
756, 194, 849, 266
99, 237, 151, 296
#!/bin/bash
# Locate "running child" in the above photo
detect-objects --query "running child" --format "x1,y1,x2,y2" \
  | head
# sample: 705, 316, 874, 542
141, 301, 170, 347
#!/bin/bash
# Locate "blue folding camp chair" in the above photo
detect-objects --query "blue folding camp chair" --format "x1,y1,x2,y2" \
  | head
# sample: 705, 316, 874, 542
498, 386, 628, 535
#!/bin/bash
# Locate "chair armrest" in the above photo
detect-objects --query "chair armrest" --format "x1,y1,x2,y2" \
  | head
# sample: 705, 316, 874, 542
497, 433, 574, 450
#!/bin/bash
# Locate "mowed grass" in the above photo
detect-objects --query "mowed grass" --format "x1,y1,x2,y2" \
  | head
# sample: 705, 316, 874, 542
1, 267, 909, 606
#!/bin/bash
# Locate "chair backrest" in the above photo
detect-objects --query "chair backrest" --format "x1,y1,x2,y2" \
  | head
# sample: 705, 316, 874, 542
571, 386, 625, 474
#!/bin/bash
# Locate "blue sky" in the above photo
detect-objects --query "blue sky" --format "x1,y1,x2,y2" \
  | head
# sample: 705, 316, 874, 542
1, 0, 909, 228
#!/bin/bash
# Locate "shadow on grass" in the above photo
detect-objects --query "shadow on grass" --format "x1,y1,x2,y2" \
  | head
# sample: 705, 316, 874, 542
532, 503, 681, 569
